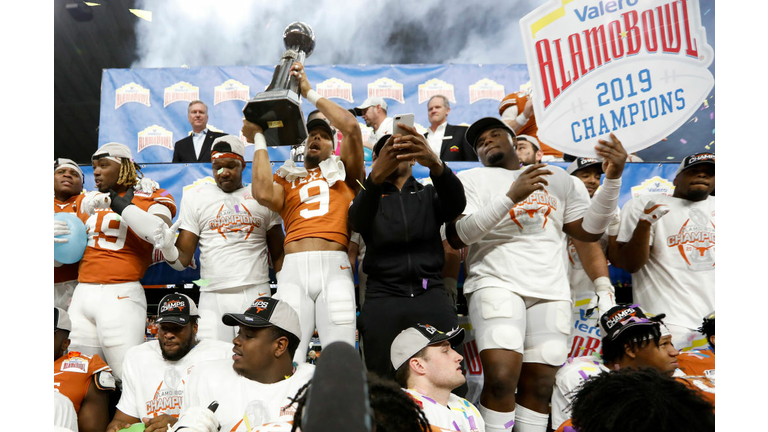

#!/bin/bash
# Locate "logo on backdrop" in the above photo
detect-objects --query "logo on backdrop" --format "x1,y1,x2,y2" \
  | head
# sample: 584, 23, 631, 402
214, 79, 250, 105
468, 79, 505, 104
316, 78, 354, 103
164, 81, 200, 107
630, 176, 675, 197
418, 79, 457, 105
115, 83, 151, 109
519, 0, 714, 156
137, 125, 174, 152
367, 78, 405, 104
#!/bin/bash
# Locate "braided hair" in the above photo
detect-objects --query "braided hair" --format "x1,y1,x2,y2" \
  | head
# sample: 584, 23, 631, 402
116, 158, 143, 188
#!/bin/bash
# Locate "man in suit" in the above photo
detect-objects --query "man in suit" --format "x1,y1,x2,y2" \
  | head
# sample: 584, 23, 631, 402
172, 100, 226, 162
424, 95, 477, 162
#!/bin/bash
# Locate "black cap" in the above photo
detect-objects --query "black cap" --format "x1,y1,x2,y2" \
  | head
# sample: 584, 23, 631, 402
675, 153, 715, 178
307, 118, 335, 139
465, 117, 516, 150
373, 134, 392, 157
566, 157, 604, 175
222, 297, 301, 340
599, 305, 665, 342
155, 293, 199, 325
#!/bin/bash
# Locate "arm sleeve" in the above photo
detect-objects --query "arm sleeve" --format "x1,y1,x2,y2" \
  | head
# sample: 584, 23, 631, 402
430, 162, 467, 223
348, 174, 385, 234
455, 194, 516, 245
121, 204, 171, 244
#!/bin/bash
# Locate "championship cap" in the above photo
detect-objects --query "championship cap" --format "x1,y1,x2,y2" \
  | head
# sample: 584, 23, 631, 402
566, 157, 604, 175
516, 134, 540, 151
54, 158, 84, 182
599, 305, 666, 342
390, 324, 465, 370
464, 117, 516, 150
306, 118, 336, 140
55, 307, 71, 333
211, 135, 245, 161
155, 293, 199, 326
222, 297, 301, 340
92, 142, 132, 162
675, 152, 715, 178
354, 97, 388, 115
373, 134, 392, 157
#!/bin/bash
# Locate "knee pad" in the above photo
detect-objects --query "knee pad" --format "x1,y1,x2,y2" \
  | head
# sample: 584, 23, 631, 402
326, 286, 356, 326
470, 288, 525, 353
524, 300, 570, 366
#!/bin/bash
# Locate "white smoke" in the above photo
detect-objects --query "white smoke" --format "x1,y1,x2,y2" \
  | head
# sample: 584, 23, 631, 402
132, 0, 547, 68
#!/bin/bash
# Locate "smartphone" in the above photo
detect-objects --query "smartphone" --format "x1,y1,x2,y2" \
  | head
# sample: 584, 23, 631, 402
391, 113, 414, 136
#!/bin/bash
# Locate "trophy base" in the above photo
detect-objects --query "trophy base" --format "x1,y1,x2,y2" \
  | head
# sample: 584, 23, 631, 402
243, 90, 308, 147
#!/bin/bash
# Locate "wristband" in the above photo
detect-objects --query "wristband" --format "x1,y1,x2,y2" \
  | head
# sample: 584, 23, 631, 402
306, 89, 322, 106
253, 133, 267, 152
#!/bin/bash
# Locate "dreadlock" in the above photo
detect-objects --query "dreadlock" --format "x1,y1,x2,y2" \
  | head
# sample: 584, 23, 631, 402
570, 368, 714, 432
117, 158, 143, 188
289, 381, 311, 432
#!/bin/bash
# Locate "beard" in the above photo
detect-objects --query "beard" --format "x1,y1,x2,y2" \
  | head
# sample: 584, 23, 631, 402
160, 336, 196, 361
486, 151, 504, 166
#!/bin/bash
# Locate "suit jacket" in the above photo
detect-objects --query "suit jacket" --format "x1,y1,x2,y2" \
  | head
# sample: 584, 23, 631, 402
424, 124, 477, 162
172, 130, 227, 163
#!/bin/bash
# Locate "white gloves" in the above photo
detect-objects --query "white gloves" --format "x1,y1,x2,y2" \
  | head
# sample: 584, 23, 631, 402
135, 177, 160, 194
81, 191, 111, 215
153, 219, 182, 263
638, 201, 670, 225
170, 406, 220, 432
586, 276, 616, 318
54, 220, 70, 244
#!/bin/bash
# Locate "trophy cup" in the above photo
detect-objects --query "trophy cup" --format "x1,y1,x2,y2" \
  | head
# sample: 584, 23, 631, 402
243, 22, 316, 147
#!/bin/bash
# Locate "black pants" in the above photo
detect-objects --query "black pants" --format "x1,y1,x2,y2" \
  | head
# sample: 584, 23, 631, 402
358, 287, 458, 380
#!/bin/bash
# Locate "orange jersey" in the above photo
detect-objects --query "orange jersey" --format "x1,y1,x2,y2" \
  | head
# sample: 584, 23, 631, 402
76, 189, 177, 284
54, 351, 112, 412
674, 349, 715, 410
498, 91, 563, 158
274, 168, 354, 247
54, 195, 81, 283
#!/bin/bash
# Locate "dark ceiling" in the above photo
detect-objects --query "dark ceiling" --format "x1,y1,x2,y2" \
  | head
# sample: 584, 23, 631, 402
55, 0, 139, 164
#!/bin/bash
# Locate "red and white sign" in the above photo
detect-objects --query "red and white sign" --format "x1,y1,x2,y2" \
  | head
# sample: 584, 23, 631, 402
520, 0, 714, 156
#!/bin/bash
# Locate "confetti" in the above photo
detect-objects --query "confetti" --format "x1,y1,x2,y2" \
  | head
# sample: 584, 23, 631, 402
217, 168, 224, 175
680, 139, 687, 144
710, 112, 714, 120
193, 279, 211, 287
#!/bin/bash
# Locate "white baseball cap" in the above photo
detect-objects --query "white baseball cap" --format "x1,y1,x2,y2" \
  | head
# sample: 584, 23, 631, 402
390, 324, 464, 370
354, 97, 388, 115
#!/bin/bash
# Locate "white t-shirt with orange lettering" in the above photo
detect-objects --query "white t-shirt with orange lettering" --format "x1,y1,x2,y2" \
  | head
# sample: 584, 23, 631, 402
116, 339, 233, 420
617, 194, 715, 333
179, 183, 281, 292
457, 165, 590, 300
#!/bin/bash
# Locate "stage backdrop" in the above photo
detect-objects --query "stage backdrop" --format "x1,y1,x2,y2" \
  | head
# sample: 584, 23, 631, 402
98, 63, 714, 163
76, 161, 683, 287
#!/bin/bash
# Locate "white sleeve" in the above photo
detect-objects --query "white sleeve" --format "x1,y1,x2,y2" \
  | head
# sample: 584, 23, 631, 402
564, 175, 591, 224
54, 391, 79, 432
115, 350, 139, 417
121, 204, 171, 244
178, 189, 201, 236
500, 104, 519, 121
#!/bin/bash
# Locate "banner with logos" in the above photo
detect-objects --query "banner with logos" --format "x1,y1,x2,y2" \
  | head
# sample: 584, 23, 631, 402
99, 62, 714, 163
519, 0, 714, 157
76, 161, 680, 287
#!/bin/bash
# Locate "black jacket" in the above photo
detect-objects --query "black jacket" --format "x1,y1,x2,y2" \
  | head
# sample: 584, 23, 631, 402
348, 163, 466, 298
424, 124, 478, 162
172, 130, 227, 163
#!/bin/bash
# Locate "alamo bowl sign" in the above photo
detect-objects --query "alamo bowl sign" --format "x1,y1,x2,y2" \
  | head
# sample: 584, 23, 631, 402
520, 0, 714, 156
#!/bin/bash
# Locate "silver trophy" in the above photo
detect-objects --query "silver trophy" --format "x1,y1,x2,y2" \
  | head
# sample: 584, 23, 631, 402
243, 22, 316, 147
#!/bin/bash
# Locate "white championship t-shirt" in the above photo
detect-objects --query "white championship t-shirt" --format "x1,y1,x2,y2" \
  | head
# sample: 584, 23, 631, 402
405, 389, 485, 432
178, 183, 281, 292
116, 339, 233, 420
457, 165, 591, 300
617, 194, 715, 331
181, 360, 315, 432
